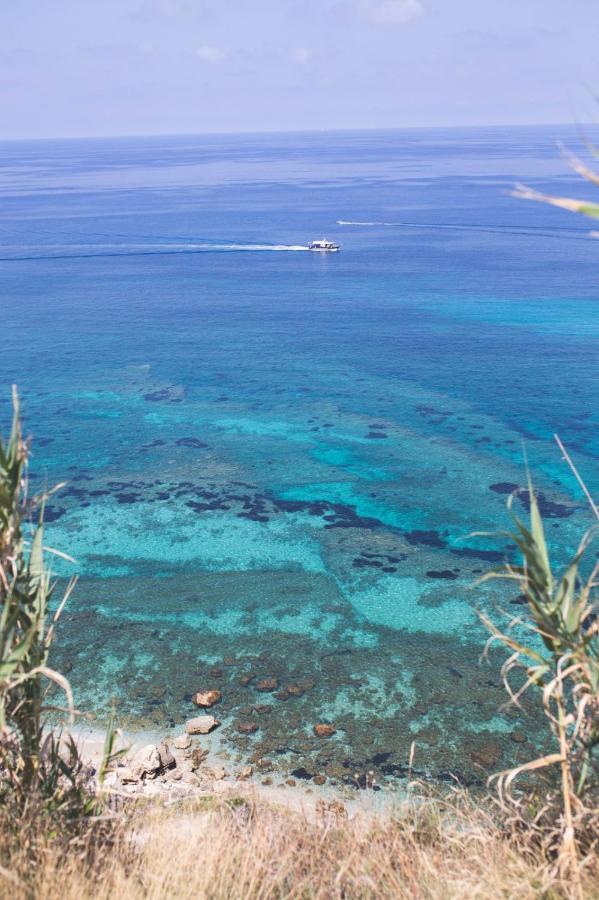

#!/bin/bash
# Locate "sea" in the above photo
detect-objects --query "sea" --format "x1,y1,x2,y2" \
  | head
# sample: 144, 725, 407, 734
1, 126, 597, 789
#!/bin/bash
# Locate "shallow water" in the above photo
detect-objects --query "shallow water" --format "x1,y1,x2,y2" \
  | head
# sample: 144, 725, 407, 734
1, 126, 597, 788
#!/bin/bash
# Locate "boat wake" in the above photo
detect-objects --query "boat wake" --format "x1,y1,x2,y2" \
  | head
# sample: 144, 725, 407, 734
0, 242, 311, 262
337, 219, 589, 241
336, 220, 587, 240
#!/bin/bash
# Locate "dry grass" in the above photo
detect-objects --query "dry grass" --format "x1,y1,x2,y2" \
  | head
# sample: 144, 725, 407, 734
2, 791, 597, 900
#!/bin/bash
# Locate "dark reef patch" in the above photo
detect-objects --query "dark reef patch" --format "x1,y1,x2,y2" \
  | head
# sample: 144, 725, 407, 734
520, 491, 576, 518
175, 437, 209, 449
405, 530, 447, 549
139, 439, 166, 452
489, 482, 519, 494
44, 505, 66, 523
426, 569, 459, 580
490, 483, 576, 518
450, 546, 505, 562
290, 767, 314, 781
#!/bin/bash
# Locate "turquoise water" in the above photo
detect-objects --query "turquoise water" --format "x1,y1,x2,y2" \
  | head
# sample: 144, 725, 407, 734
1, 126, 597, 787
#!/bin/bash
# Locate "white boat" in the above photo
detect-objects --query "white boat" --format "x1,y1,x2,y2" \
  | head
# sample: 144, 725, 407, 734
309, 238, 340, 252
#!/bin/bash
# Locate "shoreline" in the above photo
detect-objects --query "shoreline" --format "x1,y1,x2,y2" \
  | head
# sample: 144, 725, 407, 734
73, 723, 406, 820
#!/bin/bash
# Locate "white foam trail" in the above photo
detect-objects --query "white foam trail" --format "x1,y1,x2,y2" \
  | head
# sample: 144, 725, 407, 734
337, 220, 382, 226
111, 242, 311, 252
336, 220, 585, 240
0, 242, 312, 262
205, 244, 310, 251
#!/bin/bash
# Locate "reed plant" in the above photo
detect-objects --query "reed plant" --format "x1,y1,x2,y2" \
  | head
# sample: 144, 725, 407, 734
514, 137, 599, 223
0, 388, 118, 869
479, 446, 598, 899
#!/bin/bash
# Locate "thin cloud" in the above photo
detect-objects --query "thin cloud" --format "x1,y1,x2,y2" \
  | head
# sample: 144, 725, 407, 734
290, 46, 311, 64
196, 45, 226, 62
361, 0, 423, 24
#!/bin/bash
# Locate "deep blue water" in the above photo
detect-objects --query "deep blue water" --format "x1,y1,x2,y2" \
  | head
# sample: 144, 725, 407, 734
1, 126, 597, 787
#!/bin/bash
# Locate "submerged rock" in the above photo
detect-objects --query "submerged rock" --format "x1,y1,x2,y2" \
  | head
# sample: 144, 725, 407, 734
193, 689, 222, 708
237, 721, 259, 734
470, 741, 503, 769
313, 724, 336, 738
256, 677, 278, 692
286, 682, 307, 697
186, 715, 220, 735
174, 733, 192, 750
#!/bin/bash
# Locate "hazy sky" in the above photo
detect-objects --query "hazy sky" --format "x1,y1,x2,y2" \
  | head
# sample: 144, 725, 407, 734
2, 0, 598, 139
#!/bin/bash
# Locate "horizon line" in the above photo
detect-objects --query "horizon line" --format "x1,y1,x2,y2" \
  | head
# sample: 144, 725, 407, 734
0, 121, 596, 145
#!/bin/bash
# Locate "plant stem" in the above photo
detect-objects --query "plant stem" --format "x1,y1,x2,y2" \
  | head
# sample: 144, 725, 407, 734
554, 434, 599, 522
556, 691, 583, 900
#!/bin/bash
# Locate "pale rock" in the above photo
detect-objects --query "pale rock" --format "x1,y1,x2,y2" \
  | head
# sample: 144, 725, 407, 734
130, 743, 162, 778
202, 766, 226, 781
158, 741, 175, 769
122, 782, 140, 794
174, 733, 192, 750
186, 716, 219, 735
118, 767, 138, 784
191, 747, 209, 769
182, 772, 201, 786
193, 689, 222, 708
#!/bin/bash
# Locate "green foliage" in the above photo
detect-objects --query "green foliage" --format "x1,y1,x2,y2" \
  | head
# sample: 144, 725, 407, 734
0, 389, 120, 863
480, 468, 598, 895
0, 387, 76, 791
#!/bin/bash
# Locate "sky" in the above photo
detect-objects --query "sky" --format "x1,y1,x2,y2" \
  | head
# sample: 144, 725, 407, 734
1, 0, 599, 139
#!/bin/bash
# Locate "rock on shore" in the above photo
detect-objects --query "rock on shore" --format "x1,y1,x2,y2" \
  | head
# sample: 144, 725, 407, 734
104, 723, 239, 801
185, 715, 219, 735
